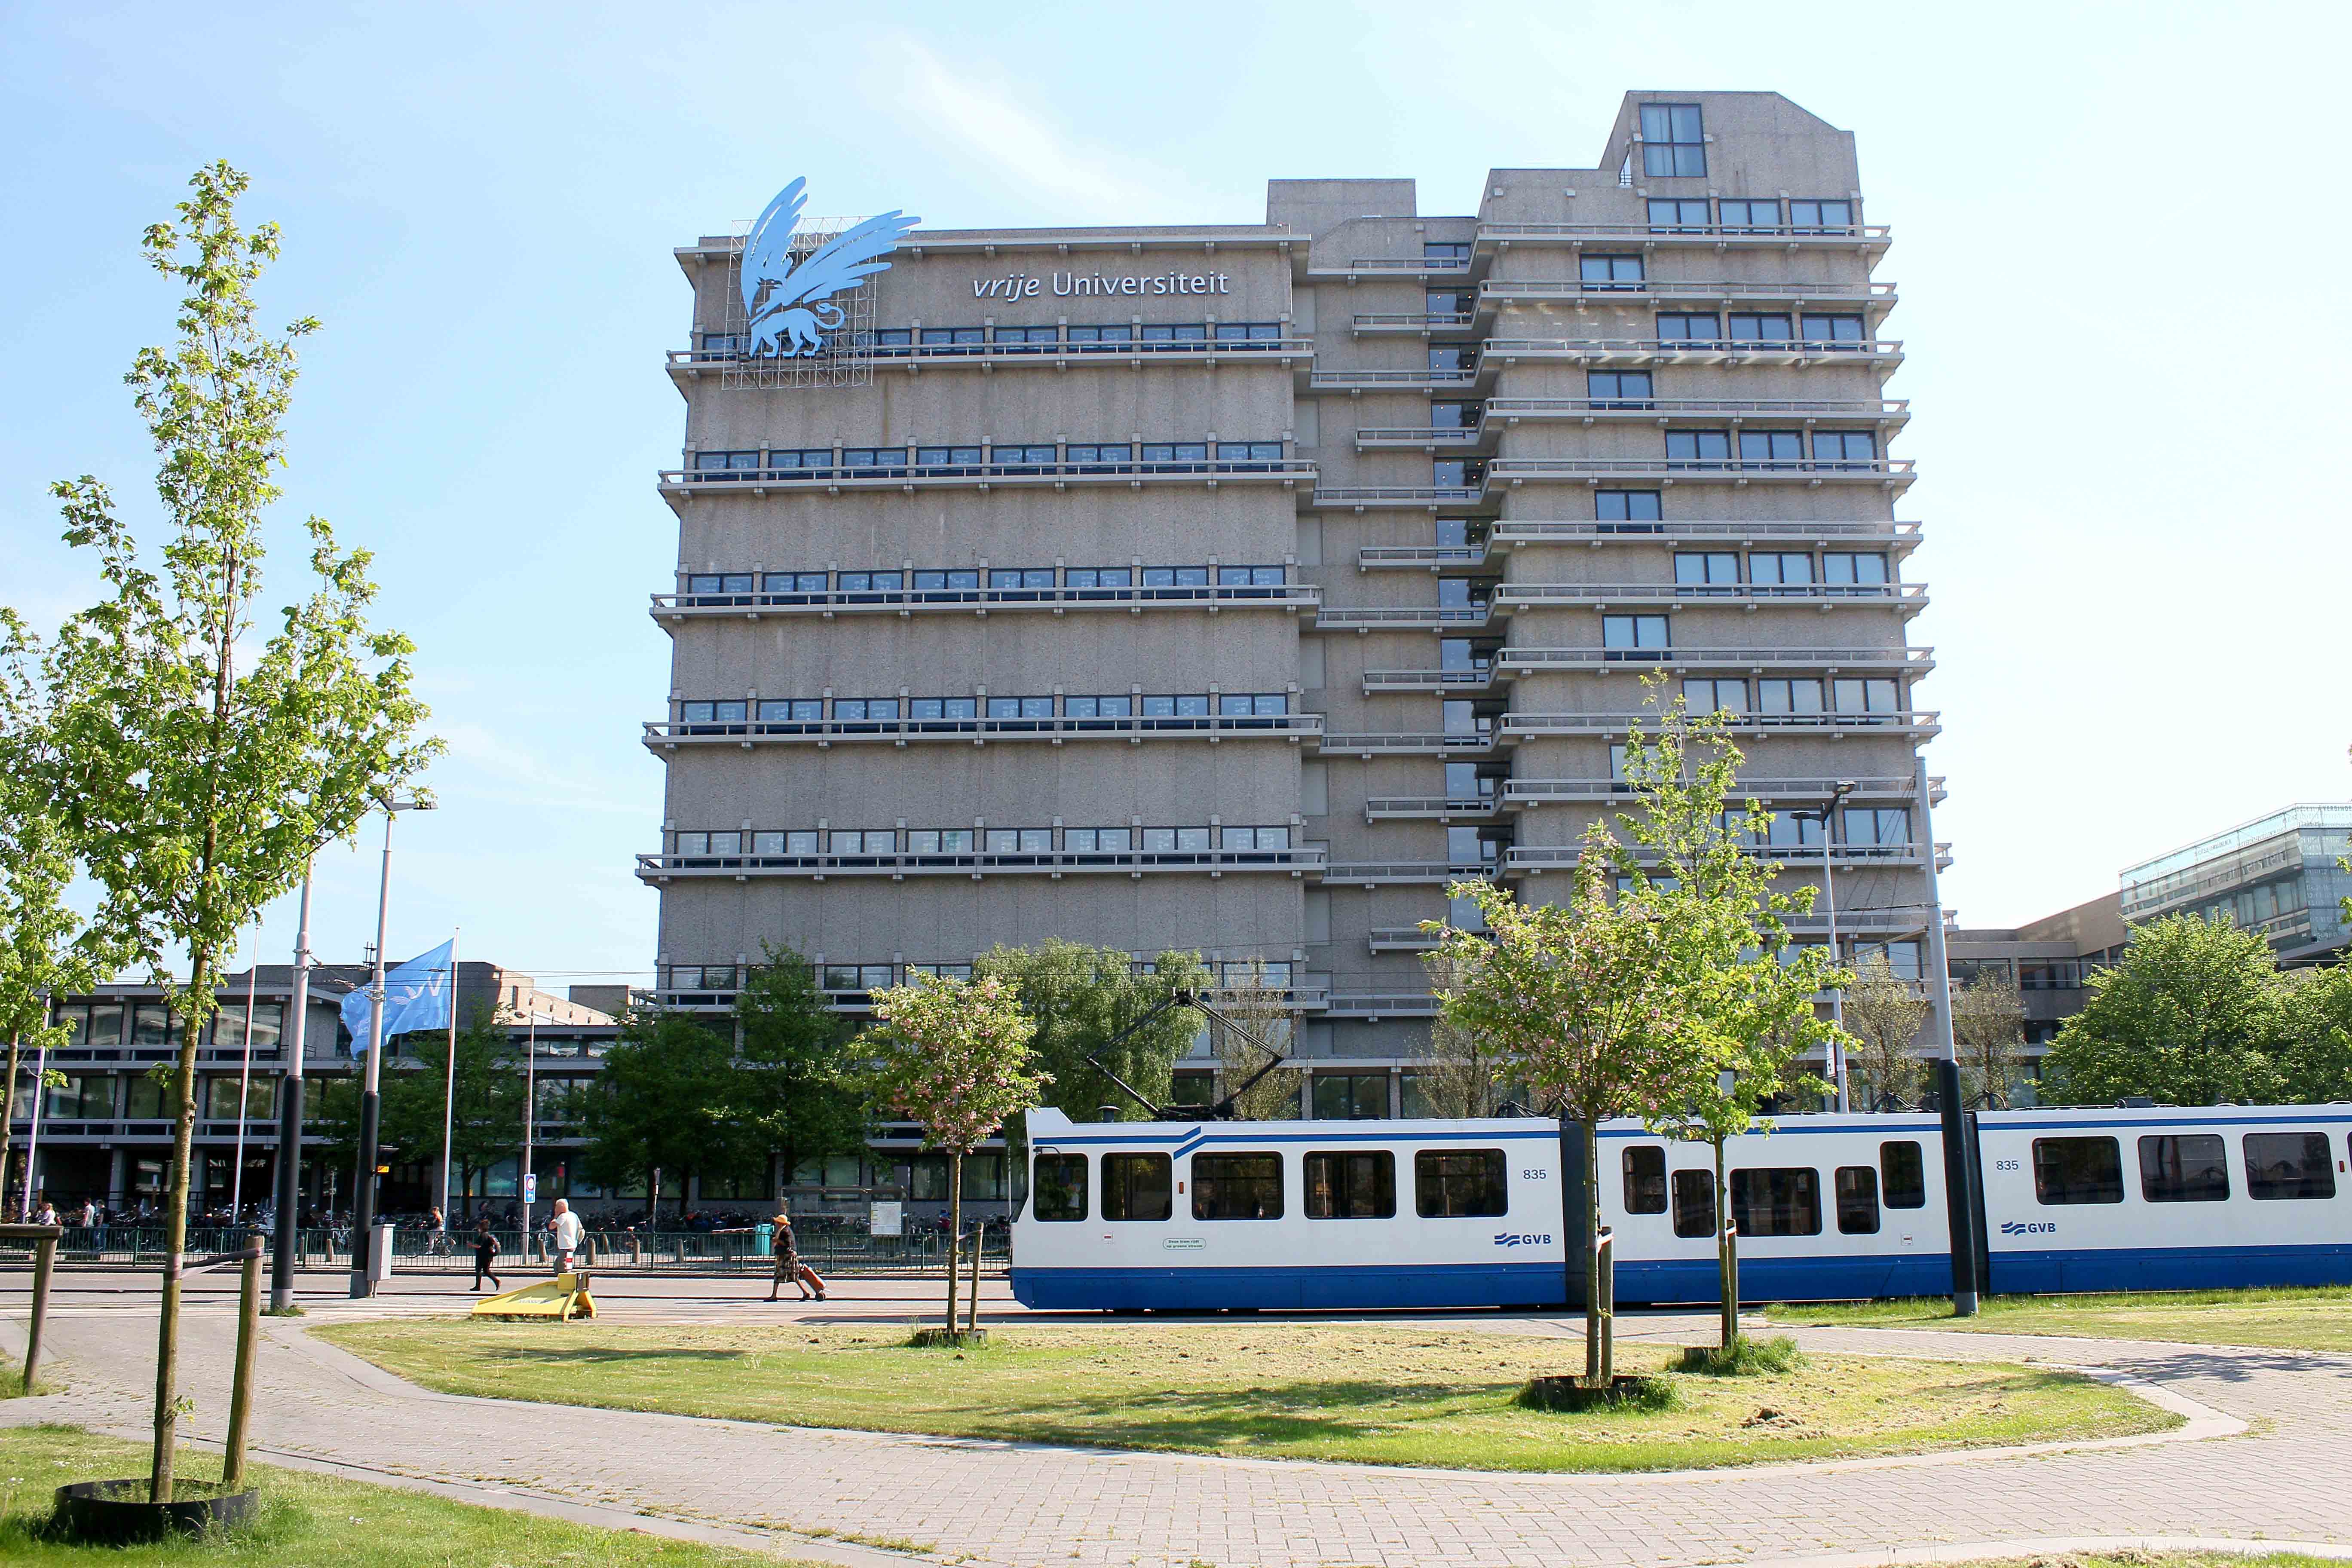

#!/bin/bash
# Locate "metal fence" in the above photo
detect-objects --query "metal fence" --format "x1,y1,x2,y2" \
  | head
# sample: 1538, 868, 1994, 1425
0, 1226, 1011, 1276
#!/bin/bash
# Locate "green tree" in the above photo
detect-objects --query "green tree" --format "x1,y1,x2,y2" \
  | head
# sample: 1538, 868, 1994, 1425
581, 1009, 737, 1219
2044, 914, 2288, 1106
36, 164, 436, 1499
977, 941, 1209, 1120
376, 1008, 527, 1215
865, 973, 1046, 1335
2274, 964, 2352, 1103
1951, 970, 2029, 1108
1843, 955, 1931, 1109
735, 945, 865, 1186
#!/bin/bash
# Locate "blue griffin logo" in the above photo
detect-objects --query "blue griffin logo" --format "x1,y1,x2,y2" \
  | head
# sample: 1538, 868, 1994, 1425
740, 178, 919, 357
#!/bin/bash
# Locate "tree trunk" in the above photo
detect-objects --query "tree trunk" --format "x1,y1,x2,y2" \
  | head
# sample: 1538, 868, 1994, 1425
945, 1150, 963, 1333
150, 942, 212, 1502
1715, 1133, 1736, 1350
1582, 1115, 1603, 1385
0, 1034, 20, 1216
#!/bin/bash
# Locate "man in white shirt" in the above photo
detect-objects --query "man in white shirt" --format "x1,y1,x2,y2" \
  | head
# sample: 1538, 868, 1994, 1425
545, 1198, 585, 1275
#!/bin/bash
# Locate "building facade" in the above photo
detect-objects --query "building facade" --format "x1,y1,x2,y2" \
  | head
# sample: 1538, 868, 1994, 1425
644, 91, 1941, 1107
2119, 805, 2351, 968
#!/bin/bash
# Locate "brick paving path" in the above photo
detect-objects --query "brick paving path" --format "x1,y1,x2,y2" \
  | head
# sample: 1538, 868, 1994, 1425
4, 1276, 2350, 1568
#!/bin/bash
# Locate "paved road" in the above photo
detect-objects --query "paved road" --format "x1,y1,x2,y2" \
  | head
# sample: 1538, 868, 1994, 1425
4, 1271, 2349, 1568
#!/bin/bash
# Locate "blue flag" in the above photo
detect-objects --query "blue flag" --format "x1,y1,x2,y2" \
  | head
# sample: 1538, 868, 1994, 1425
343, 939, 455, 1054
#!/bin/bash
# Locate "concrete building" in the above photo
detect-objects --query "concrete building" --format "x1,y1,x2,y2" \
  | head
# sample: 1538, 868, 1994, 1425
2120, 804, 2351, 968
643, 90, 1942, 1109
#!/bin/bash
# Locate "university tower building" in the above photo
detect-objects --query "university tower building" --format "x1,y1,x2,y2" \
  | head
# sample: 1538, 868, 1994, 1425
644, 91, 1941, 1116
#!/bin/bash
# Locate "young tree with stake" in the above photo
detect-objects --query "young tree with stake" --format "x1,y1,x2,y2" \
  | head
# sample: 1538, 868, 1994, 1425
37, 165, 436, 1501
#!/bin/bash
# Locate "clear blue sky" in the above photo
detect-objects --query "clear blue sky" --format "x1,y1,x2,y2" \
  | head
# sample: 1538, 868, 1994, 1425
4, 1, 2346, 987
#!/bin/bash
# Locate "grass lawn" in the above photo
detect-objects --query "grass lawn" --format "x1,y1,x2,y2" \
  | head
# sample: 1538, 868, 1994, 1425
0, 1424, 812, 1566
316, 1321, 2174, 1474
1768, 1284, 2352, 1352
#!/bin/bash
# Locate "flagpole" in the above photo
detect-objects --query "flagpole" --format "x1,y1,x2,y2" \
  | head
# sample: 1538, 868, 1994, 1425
230, 940, 258, 1217
440, 928, 458, 1224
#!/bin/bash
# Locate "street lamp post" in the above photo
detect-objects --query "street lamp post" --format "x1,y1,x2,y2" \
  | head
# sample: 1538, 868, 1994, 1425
270, 863, 314, 1312
1790, 781, 1858, 1112
350, 798, 432, 1298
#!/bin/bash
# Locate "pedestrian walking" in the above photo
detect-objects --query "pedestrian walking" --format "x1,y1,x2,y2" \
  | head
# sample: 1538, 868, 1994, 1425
767, 1208, 824, 1303
471, 1215, 502, 1292
545, 1197, 584, 1275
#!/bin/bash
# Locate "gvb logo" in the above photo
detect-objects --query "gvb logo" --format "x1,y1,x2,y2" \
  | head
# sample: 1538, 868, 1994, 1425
1999, 1221, 2058, 1236
1492, 1232, 1554, 1248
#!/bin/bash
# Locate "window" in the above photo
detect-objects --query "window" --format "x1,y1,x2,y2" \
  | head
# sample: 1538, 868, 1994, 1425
1213, 321, 1284, 342
1423, 241, 1472, 260
1881, 1141, 1927, 1208
1833, 678, 1901, 716
765, 447, 833, 472
2245, 1132, 2337, 1200
1068, 324, 1132, 348
873, 328, 913, 350
1305, 1151, 1396, 1218
693, 449, 763, 474
907, 829, 975, 854
687, 572, 755, 594
752, 830, 819, 854
1064, 827, 1130, 853
1101, 1152, 1172, 1220
1674, 551, 1739, 586
2138, 1134, 2230, 1203
1803, 313, 1868, 346
1066, 443, 1131, 469
994, 324, 1058, 349
983, 828, 1052, 854
1623, 1146, 1667, 1214
1748, 552, 1813, 585
1666, 430, 1731, 468
839, 571, 902, 594
678, 700, 746, 725
1066, 567, 1130, 590
1428, 345, 1473, 372
830, 830, 893, 854
1638, 104, 1706, 177
1672, 1168, 1716, 1238
1432, 457, 1484, 490
1815, 431, 1878, 468
1766, 811, 1823, 847
1141, 322, 1208, 343
1730, 1167, 1822, 1236
912, 569, 983, 592
907, 698, 979, 721
124, 1072, 170, 1119
1424, 289, 1473, 316
832, 698, 898, 722
1728, 312, 1794, 343
1738, 430, 1804, 467
1834, 1166, 1880, 1233
1596, 490, 1662, 523
992, 443, 1056, 471
1823, 552, 1890, 586
214, 1000, 282, 1055
2033, 1136, 2124, 1204
1656, 312, 1719, 344
1603, 614, 1670, 651
1718, 197, 1781, 232
1065, 696, 1133, 720
1216, 441, 1286, 467
1312, 1072, 1389, 1119
1647, 197, 1711, 231
1844, 808, 1911, 848
1587, 369, 1654, 407
1192, 1152, 1283, 1219
1683, 677, 1746, 715
1218, 565, 1289, 588
1580, 254, 1645, 287
205, 1075, 275, 1120
1141, 441, 1209, 466
988, 568, 1054, 591
841, 447, 907, 473
1140, 826, 1213, 853
986, 696, 1055, 720
1791, 199, 1855, 233
1855, 940, 1923, 980
1415, 1148, 1508, 1216
1223, 826, 1290, 851
1429, 401, 1480, 431
919, 327, 983, 349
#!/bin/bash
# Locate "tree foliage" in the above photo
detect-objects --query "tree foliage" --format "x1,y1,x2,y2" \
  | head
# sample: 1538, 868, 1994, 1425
2044, 914, 2289, 1106
1842, 955, 1930, 1110
1213, 958, 1304, 1120
975, 940, 1208, 1119
734, 944, 865, 1179
30, 163, 437, 1501
376, 1008, 527, 1210
579, 1009, 739, 1215
1951, 970, 2028, 1108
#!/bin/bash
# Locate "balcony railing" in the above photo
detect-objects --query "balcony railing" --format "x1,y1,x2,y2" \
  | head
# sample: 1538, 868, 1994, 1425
1351, 312, 1479, 334
1491, 581, 1926, 612
1309, 484, 1488, 508
1480, 336, 1902, 365
1319, 992, 1443, 1018
651, 581, 1320, 622
1361, 796, 1502, 822
1313, 604, 1495, 631
1487, 519, 1923, 550
1360, 668, 1496, 692
1312, 731, 1498, 756
1366, 927, 1444, 952
1479, 278, 1896, 306
1488, 456, 1914, 487
1319, 862, 1498, 885
1503, 774, 1944, 808
1495, 644, 1934, 674
1354, 427, 1486, 447
638, 845, 1326, 881
1306, 367, 1482, 390
1476, 221, 1892, 248
1498, 710, 1941, 741
1505, 842, 1951, 874
661, 456, 1315, 493
1355, 542, 1491, 567
1484, 396, 1909, 423
644, 713, 1323, 749
1305, 255, 1477, 279
668, 337, 1315, 371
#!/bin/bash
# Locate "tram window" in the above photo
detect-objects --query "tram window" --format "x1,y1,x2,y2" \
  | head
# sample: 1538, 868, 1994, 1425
1415, 1148, 1508, 1217
2138, 1134, 2230, 1203
1305, 1151, 1396, 1218
1671, 1169, 1716, 1238
1102, 1152, 1172, 1220
1031, 1154, 1087, 1221
1880, 1141, 1926, 1208
1730, 1167, 1822, 1236
1834, 1166, 1880, 1234
2032, 1136, 2123, 1205
2245, 1132, 2337, 1200
1623, 1146, 1667, 1214
1193, 1153, 1284, 1220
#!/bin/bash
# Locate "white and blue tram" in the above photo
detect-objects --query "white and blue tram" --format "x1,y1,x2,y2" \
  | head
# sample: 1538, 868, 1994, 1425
1009, 1103, 2352, 1311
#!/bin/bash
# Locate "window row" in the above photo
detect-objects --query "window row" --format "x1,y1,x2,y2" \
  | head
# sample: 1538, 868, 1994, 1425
1623, 1140, 1927, 1237
1031, 1146, 1513, 1222
1716, 806, 1912, 848
1672, 551, 1893, 587
663, 959, 1297, 995
41, 1000, 284, 1055
681, 564, 1289, 596
2032, 1132, 2343, 1205
1654, 312, 1869, 346
688, 441, 1288, 475
1664, 429, 1880, 469
1645, 196, 1859, 234
701, 322, 1288, 355
11, 1072, 280, 1123
1681, 676, 1907, 718
674, 692, 1293, 725
670, 825, 1296, 858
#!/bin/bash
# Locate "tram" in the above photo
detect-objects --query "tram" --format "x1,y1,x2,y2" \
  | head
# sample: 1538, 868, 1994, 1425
1009, 1103, 2352, 1310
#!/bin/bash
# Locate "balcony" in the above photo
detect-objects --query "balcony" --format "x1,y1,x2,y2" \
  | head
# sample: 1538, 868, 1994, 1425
1497, 709, 1942, 742
651, 580, 1320, 625
1505, 842, 1951, 875
1305, 366, 1485, 394
666, 337, 1315, 377
637, 844, 1326, 883
1487, 456, 1914, 491
1354, 426, 1487, 450
1313, 603, 1495, 632
1504, 774, 1945, 809
1318, 862, 1498, 887
1355, 542, 1491, 568
1495, 644, 1934, 677
1366, 927, 1445, 953
1350, 312, 1480, 337
659, 454, 1315, 498
644, 712, 1323, 750
1307, 484, 1494, 511
1479, 278, 1897, 310
1475, 222, 1893, 258
1317, 992, 1443, 1019
1486, 519, 1923, 553
1491, 581, 1927, 616
1480, 336, 1903, 371
1311, 731, 1499, 758
1361, 796, 1504, 823
1484, 396, 1910, 430
1360, 668, 1497, 694
1302, 254, 1480, 282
